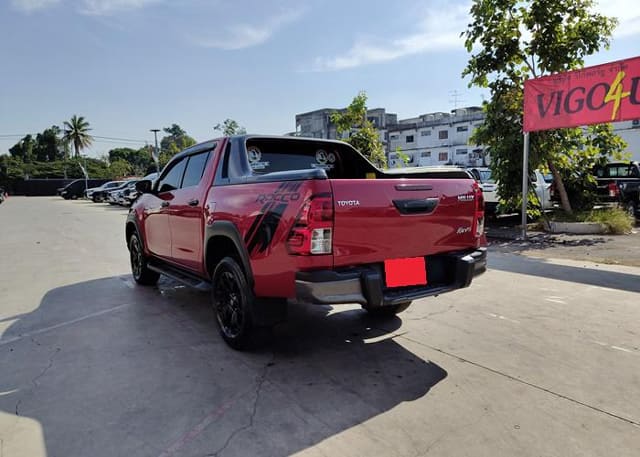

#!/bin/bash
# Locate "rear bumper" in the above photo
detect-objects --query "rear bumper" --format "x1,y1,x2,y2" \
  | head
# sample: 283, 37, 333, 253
295, 247, 487, 308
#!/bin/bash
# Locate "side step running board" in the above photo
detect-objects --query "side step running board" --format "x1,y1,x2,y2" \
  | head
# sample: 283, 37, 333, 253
148, 262, 211, 292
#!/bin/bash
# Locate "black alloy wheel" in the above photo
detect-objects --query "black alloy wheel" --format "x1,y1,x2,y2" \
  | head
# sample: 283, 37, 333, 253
212, 257, 254, 349
129, 233, 159, 285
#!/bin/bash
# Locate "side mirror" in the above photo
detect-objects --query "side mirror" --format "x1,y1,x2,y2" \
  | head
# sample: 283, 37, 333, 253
135, 180, 153, 194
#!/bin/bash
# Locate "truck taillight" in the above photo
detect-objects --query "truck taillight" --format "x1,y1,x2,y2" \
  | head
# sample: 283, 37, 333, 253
287, 194, 333, 255
473, 182, 485, 237
608, 182, 620, 198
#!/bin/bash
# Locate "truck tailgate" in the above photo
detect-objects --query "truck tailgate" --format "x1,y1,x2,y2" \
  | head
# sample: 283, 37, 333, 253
330, 178, 480, 268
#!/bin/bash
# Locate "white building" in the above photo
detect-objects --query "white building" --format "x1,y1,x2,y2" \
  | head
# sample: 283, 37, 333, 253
295, 106, 640, 167
386, 107, 487, 168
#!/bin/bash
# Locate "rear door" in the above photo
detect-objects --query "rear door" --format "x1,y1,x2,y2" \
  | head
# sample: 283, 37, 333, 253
330, 178, 479, 268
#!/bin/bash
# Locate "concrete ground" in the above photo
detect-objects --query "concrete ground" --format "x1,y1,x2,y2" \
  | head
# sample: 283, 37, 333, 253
486, 214, 640, 267
0, 197, 638, 457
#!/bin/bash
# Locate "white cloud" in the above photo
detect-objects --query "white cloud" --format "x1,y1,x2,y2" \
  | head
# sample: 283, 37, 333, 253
595, 0, 640, 38
190, 8, 305, 50
78, 0, 163, 16
10, 0, 61, 12
312, 0, 640, 72
311, 4, 469, 72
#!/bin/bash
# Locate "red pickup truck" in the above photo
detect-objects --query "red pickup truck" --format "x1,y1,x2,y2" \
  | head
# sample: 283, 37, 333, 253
126, 136, 486, 348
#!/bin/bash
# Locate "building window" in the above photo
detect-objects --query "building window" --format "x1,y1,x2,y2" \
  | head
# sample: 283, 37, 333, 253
421, 151, 431, 157
438, 152, 448, 161
420, 130, 431, 136
456, 148, 467, 155
456, 126, 469, 132
390, 134, 399, 140
438, 130, 448, 140
406, 135, 414, 143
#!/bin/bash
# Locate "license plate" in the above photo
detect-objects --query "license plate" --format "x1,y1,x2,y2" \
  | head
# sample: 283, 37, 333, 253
384, 257, 427, 288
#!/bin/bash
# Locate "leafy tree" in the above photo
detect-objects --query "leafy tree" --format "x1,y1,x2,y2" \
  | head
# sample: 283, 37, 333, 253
9, 135, 35, 162
160, 124, 197, 161
214, 119, 247, 136
108, 147, 155, 175
33, 126, 64, 162
331, 92, 386, 168
462, 0, 625, 214
109, 159, 133, 179
63, 115, 94, 158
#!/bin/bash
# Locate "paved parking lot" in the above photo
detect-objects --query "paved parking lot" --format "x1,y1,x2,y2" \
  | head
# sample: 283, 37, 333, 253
1, 197, 639, 457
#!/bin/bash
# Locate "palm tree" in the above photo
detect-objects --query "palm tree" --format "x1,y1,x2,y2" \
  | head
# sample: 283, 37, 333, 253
63, 115, 93, 158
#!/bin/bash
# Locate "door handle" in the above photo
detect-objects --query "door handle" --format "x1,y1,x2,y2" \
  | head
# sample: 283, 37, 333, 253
188, 199, 199, 207
161, 201, 170, 208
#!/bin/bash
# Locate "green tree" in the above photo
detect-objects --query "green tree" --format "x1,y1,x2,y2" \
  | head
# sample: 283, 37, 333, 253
214, 119, 247, 136
33, 126, 64, 162
462, 0, 624, 214
9, 135, 35, 162
109, 159, 133, 179
159, 124, 197, 164
63, 115, 94, 159
160, 124, 196, 158
331, 92, 386, 168
107, 147, 154, 175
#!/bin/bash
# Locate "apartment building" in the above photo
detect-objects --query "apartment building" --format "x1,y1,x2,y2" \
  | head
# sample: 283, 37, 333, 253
295, 106, 640, 167
386, 107, 487, 167
295, 107, 398, 141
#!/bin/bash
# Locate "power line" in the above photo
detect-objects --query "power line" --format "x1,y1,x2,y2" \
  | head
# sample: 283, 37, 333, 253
92, 135, 148, 143
0, 133, 148, 144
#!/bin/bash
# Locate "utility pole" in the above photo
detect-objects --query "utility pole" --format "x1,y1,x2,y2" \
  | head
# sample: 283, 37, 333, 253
150, 129, 160, 174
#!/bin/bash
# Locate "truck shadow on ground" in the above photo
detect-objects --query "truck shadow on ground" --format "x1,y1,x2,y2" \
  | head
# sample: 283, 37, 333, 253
489, 252, 640, 293
0, 276, 447, 457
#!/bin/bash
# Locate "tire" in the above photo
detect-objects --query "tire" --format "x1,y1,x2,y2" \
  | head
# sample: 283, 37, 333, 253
365, 301, 412, 317
128, 233, 160, 286
212, 257, 255, 350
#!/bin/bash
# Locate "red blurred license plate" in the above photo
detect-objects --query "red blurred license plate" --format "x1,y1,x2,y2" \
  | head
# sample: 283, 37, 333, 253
384, 257, 427, 288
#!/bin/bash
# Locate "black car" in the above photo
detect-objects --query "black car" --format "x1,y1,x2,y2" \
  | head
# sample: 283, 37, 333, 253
60, 179, 109, 200
594, 161, 640, 218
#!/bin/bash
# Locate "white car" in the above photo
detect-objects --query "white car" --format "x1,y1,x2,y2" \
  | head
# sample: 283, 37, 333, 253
85, 181, 124, 200
468, 167, 553, 213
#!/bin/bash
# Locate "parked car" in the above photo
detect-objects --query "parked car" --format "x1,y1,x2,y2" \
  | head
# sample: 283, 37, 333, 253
468, 167, 553, 213
127, 135, 487, 349
594, 161, 640, 218
85, 181, 125, 200
0, 187, 6, 204
105, 180, 137, 205
118, 173, 158, 206
467, 167, 498, 213
60, 179, 109, 200
91, 181, 125, 202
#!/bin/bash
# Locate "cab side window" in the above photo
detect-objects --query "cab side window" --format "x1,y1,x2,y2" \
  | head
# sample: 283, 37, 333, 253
181, 152, 210, 188
157, 159, 187, 193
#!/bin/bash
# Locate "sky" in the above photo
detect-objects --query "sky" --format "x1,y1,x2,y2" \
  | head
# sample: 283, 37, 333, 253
1, 0, 639, 158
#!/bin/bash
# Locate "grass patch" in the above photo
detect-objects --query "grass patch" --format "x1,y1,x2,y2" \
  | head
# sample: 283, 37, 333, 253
544, 207, 634, 234
583, 208, 634, 234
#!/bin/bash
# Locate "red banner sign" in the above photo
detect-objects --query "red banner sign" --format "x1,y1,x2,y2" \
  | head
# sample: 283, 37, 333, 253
524, 56, 640, 132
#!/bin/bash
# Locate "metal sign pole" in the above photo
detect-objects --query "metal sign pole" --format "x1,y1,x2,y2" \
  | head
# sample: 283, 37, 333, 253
521, 131, 530, 240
